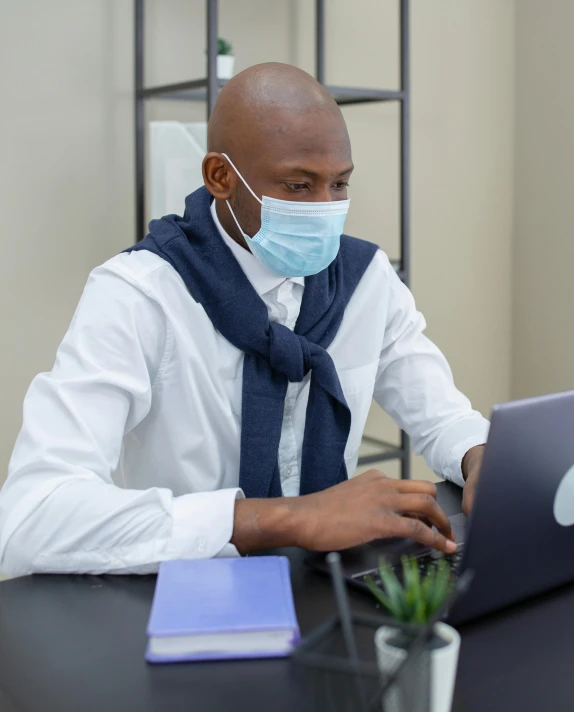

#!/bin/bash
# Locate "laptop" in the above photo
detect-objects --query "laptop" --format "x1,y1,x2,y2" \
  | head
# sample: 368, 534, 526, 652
308, 390, 574, 625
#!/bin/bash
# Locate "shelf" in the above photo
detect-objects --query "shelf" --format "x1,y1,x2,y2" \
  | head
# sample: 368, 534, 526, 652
357, 435, 406, 466
389, 259, 405, 281
327, 85, 404, 106
138, 77, 225, 101
138, 78, 403, 106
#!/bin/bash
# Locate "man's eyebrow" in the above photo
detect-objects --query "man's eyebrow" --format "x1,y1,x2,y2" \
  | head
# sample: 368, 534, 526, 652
281, 164, 355, 178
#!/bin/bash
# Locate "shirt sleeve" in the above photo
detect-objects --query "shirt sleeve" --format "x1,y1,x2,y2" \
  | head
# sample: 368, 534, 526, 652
0, 264, 243, 577
373, 254, 490, 487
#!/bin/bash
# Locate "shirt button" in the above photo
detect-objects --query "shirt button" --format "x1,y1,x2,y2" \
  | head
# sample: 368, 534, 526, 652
284, 467, 292, 477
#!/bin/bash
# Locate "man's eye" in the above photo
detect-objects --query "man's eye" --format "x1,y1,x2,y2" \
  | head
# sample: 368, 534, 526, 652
285, 183, 309, 191
334, 181, 350, 190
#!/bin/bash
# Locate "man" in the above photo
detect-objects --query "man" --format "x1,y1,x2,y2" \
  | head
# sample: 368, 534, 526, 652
0, 63, 488, 576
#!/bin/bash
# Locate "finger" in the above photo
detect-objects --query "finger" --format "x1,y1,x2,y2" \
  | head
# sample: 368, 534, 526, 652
403, 513, 432, 528
394, 493, 453, 540
402, 515, 455, 542
402, 513, 433, 530
388, 479, 438, 498
360, 469, 389, 480
462, 476, 476, 516
393, 516, 457, 554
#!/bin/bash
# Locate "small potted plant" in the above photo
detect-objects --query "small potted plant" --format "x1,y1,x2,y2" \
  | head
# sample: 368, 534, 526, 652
216, 37, 234, 80
368, 557, 461, 712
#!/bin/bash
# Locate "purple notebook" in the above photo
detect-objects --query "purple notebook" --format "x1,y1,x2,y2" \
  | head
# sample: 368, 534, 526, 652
146, 556, 300, 663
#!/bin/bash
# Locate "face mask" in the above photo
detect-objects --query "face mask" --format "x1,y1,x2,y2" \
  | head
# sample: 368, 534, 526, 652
222, 153, 350, 278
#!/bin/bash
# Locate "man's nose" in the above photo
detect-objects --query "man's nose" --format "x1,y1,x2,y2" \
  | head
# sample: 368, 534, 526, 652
314, 185, 334, 202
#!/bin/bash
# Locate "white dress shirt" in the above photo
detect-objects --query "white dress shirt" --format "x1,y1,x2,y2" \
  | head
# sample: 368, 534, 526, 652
0, 201, 489, 576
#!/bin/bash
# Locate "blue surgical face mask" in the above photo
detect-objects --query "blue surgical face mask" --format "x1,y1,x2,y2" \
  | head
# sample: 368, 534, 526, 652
222, 153, 350, 278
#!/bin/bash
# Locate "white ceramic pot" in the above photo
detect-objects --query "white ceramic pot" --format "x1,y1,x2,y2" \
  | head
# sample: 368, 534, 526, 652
374, 622, 460, 712
217, 54, 235, 80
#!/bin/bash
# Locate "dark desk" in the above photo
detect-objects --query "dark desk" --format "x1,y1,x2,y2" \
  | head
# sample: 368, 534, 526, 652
1, 482, 573, 712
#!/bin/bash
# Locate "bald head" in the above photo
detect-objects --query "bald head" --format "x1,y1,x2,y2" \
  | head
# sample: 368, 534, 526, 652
208, 63, 343, 153
202, 62, 353, 246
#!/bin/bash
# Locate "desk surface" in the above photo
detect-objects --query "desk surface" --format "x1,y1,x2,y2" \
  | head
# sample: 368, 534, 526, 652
1, 481, 573, 712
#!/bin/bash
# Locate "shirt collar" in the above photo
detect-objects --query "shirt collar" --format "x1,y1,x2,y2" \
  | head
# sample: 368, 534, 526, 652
210, 200, 304, 297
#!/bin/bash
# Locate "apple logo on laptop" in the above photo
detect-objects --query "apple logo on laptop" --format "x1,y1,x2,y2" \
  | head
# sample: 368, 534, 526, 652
553, 464, 574, 526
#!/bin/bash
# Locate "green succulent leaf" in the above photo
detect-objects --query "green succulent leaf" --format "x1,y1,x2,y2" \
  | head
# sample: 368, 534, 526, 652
217, 37, 233, 55
428, 560, 451, 616
366, 576, 401, 617
378, 560, 407, 619
368, 554, 453, 625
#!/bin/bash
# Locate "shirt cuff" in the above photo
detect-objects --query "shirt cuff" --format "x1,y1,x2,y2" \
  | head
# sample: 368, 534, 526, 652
168, 488, 245, 559
441, 426, 490, 488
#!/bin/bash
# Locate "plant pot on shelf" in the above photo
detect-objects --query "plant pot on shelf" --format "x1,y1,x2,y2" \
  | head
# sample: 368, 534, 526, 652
375, 622, 460, 712
217, 54, 235, 80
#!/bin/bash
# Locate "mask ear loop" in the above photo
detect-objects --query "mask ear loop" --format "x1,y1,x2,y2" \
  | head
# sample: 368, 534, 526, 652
224, 196, 248, 239
221, 153, 263, 241
221, 153, 263, 205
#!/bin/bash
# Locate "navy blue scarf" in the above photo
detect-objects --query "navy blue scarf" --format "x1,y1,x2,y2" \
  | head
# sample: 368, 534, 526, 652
127, 187, 378, 498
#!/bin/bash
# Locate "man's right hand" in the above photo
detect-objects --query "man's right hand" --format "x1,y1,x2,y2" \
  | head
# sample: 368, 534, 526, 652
231, 469, 456, 555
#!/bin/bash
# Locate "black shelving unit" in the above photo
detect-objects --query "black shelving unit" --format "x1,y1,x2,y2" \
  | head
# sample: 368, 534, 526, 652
134, 0, 411, 478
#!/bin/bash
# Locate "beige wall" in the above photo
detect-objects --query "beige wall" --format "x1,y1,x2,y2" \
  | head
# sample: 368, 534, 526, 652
354, 0, 515, 477
0, 0, 514, 484
0, 1, 134, 483
512, 0, 574, 399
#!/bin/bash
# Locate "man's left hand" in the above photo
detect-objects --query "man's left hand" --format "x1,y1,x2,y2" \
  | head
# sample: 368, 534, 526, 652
461, 445, 485, 516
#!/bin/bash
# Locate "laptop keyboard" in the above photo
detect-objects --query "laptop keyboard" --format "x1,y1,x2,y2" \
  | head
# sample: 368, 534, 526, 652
352, 548, 464, 587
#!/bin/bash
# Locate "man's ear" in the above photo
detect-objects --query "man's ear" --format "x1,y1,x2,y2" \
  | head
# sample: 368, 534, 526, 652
202, 152, 234, 199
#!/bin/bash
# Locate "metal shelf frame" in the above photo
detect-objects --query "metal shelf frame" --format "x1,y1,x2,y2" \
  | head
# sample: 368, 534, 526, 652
134, 0, 411, 478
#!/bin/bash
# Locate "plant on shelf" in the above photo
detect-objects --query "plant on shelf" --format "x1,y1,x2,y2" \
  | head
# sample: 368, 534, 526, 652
214, 37, 234, 80
217, 37, 233, 56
